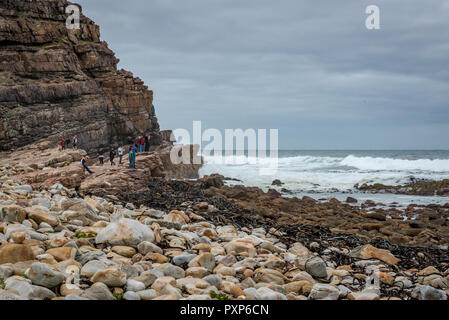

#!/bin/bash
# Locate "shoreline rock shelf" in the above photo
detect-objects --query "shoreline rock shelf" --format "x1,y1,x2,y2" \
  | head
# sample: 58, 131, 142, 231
0, 180, 447, 300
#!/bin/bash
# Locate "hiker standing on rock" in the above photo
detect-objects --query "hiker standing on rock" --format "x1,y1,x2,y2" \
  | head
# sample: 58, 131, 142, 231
73, 135, 78, 149
98, 152, 104, 166
129, 145, 136, 169
118, 146, 124, 165
140, 136, 145, 153
61, 139, 65, 150
110, 148, 116, 166
132, 144, 137, 162
81, 156, 93, 174
144, 135, 150, 152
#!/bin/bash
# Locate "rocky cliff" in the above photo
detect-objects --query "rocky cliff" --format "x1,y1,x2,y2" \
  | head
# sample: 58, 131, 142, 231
0, 0, 161, 153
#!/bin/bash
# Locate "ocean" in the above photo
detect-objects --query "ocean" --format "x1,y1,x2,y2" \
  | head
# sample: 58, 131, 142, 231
199, 150, 449, 206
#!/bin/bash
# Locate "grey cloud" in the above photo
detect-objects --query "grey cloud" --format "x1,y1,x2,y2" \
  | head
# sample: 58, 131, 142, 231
76, 0, 449, 149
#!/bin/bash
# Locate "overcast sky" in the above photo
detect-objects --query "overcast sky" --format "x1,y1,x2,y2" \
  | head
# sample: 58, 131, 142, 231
76, 0, 449, 150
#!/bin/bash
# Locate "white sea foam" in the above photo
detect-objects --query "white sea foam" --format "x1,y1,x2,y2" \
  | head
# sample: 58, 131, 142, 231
199, 153, 449, 195
340, 155, 449, 172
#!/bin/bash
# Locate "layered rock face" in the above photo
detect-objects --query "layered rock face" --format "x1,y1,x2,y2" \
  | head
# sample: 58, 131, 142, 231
0, 0, 161, 153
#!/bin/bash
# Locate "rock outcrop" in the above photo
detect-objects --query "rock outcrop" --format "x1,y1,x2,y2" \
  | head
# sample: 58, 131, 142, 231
356, 179, 449, 197
0, 180, 448, 300
0, 142, 202, 194
0, 0, 161, 153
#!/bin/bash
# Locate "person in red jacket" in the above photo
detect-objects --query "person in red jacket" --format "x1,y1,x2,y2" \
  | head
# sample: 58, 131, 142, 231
140, 136, 145, 152
61, 140, 65, 150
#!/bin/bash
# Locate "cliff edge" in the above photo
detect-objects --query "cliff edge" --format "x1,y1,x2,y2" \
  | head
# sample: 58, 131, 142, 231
0, 0, 161, 152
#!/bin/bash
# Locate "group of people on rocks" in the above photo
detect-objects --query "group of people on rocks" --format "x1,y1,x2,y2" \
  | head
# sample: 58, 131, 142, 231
128, 135, 150, 153
76, 135, 151, 175
60, 135, 78, 150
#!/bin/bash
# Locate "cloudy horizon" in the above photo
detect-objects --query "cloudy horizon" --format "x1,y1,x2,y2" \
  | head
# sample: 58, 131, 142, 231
76, 0, 449, 150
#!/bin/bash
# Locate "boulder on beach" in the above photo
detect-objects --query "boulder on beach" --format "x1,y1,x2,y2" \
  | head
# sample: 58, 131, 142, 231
0, 243, 35, 264
349, 244, 400, 265
95, 218, 155, 247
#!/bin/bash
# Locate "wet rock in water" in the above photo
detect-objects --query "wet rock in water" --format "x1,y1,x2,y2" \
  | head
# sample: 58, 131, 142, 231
346, 197, 358, 204
271, 180, 284, 186
281, 188, 293, 195
95, 218, 154, 247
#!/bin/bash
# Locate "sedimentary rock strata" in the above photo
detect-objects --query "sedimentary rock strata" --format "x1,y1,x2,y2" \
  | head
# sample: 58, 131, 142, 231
0, 0, 160, 153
